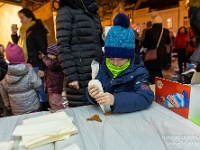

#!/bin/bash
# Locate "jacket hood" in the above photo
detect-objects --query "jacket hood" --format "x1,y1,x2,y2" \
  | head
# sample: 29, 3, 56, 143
59, 0, 98, 13
59, 0, 81, 9
188, 0, 200, 8
5, 64, 29, 84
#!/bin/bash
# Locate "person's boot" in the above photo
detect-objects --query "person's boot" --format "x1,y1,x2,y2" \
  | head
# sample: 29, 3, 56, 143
40, 101, 50, 111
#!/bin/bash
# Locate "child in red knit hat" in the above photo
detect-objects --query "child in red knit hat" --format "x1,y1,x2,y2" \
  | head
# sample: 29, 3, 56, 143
0, 42, 41, 116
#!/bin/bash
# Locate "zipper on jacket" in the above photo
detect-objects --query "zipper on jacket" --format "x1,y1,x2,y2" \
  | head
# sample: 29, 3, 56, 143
110, 78, 114, 84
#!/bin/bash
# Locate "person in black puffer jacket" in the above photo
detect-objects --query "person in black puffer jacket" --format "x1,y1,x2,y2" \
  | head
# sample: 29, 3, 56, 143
0, 52, 8, 116
11, 8, 49, 110
57, 0, 104, 107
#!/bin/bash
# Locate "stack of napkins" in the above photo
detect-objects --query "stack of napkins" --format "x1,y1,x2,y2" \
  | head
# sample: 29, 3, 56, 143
0, 141, 14, 150
12, 112, 78, 149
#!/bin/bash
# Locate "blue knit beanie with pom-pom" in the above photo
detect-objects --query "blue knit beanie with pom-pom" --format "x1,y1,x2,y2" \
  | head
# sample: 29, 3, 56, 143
104, 13, 135, 58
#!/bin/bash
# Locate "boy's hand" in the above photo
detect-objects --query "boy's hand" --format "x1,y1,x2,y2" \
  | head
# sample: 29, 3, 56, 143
88, 85, 100, 99
94, 92, 115, 106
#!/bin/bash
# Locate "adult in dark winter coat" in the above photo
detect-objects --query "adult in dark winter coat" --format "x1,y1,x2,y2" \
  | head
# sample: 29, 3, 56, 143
11, 8, 49, 110
0, 53, 7, 81
143, 12, 170, 84
0, 53, 8, 116
56, 0, 104, 107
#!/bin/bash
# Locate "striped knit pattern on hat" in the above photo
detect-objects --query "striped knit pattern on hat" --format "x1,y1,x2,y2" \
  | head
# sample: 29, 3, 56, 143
47, 44, 57, 55
104, 13, 135, 58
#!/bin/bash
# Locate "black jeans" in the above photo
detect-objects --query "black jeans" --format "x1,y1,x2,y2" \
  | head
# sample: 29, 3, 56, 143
177, 49, 187, 73
187, 51, 194, 63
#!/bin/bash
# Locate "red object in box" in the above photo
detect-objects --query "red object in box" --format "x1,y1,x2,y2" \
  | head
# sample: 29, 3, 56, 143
155, 78, 191, 118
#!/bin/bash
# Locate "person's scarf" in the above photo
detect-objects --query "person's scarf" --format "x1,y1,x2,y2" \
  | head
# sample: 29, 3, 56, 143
18, 21, 36, 61
106, 58, 131, 79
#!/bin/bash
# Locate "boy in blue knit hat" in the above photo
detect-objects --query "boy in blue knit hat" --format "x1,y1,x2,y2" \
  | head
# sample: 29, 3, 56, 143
86, 13, 154, 113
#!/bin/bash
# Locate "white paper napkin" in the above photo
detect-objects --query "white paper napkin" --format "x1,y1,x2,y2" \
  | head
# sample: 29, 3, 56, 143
0, 141, 14, 150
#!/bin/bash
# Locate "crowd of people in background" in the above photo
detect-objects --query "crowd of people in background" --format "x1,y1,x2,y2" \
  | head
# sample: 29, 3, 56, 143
0, 0, 199, 116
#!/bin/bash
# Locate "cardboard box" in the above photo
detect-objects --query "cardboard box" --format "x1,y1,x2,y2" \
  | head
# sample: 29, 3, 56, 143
155, 72, 200, 120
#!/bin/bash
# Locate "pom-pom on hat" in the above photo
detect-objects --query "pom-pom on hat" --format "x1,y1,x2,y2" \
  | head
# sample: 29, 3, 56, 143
5, 42, 26, 64
151, 11, 162, 24
47, 44, 57, 55
104, 13, 135, 58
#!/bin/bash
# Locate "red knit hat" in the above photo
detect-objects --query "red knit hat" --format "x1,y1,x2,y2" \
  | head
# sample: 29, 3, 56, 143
5, 42, 26, 64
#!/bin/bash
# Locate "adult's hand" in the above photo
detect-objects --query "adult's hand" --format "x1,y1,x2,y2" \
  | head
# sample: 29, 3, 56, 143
38, 70, 44, 78
38, 51, 44, 59
68, 81, 80, 90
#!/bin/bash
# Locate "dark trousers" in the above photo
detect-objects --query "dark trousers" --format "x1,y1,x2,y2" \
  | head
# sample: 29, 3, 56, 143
164, 53, 171, 68
148, 69, 163, 84
177, 49, 187, 73
197, 64, 200, 72
186, 51, 194, 63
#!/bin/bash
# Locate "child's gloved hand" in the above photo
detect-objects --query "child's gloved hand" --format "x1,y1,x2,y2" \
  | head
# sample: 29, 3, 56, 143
38, 70, 44, 78
94, 92, 115, 106
88, 85, 100, 99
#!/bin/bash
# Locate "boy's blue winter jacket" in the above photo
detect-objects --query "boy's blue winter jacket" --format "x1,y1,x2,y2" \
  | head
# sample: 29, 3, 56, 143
86, 55, 154, 113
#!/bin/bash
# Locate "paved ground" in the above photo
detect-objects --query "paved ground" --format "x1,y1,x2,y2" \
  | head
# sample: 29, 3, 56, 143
162, 56, 192, 84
